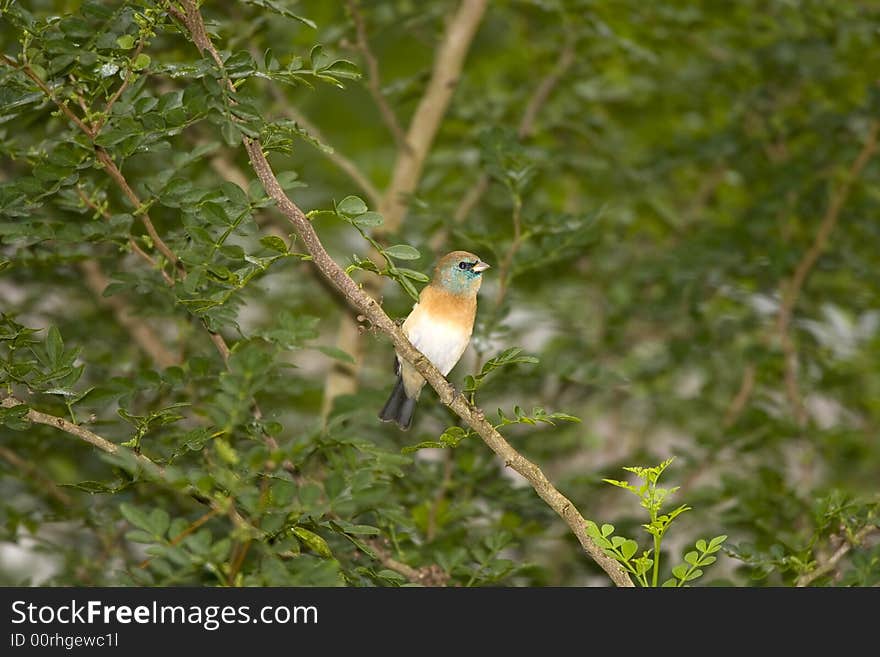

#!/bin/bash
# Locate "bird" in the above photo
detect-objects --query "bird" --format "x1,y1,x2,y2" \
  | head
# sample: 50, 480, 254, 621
379, 250, 490, 430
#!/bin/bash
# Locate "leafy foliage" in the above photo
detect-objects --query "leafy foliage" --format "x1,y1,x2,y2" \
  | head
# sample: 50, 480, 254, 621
2, 0, 879, 588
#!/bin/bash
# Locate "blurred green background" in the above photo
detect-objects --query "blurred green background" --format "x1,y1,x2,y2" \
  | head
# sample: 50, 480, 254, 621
1, 0, 879, 586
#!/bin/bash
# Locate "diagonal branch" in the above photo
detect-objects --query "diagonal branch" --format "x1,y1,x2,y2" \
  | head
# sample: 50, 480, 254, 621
79, 259, 179, 369
774, 121, 879, 425
178, 1, 632, 587
244, 137, 633, 587
436, 33, 576, 248
1, 396, 250, 530
796, 524, 879, 587
379, 0, 489, 230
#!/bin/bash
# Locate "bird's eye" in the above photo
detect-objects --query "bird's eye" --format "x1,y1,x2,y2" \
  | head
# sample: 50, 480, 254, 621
458, 261, 470, 270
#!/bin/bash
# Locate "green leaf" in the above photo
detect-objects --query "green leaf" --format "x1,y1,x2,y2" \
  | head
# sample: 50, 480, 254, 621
241, 0, 317, 29
672, 564, 689, 580
621, 539, 638, 561
132, 53, 151, 70
684, 550, 700, 566
708, 535, 728, 551
120, 503, 166, 537
260, 235, 289, 253
46, 326, 63, 367
314, 345, 355, 364
336, 195, 368, 217
0, 404, 31, 431
352, 211, 383, 227
292, 526, 332, 558
383, 244, 421, 260
116, 35, 135, 49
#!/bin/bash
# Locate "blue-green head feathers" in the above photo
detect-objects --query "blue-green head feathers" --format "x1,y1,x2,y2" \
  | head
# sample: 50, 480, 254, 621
432, 250, 490, 296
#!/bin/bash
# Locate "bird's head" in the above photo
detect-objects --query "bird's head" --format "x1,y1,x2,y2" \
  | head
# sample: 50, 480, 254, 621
433, 250, 490, 296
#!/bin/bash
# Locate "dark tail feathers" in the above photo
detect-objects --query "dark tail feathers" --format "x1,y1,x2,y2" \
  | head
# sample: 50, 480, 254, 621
379, 376, 417, 430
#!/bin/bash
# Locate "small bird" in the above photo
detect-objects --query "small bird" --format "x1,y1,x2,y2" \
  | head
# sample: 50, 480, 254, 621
379, 250, 490, 430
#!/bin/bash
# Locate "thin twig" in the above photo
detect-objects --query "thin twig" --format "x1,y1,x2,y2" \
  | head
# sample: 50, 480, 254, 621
723, 364, 756, 428
365, 538, 449, 586
344, 0, 409, 151
774, 121, 879, 425
796, 525, 879, 587
379, 0, 490, 231
179, 2, 633, 586
0, 54, 95, 137
79, 259, 179, 368
94, 147, 180, 268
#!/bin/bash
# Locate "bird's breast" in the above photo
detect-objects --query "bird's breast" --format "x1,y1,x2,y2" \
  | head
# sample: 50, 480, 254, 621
402, 307, 473, 376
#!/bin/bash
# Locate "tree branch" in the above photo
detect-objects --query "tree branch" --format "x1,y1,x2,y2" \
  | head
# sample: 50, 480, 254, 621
244, 139, 633, 586
93, 147, 180, 269
178, 1, 633, 586
79, 259, 179, 369
365, 538, 449, 586
379, 0, 489, 230
774, 121, 879, 425
323, 0, 490, 410
795, 524, 879, 587
1, 396, 250, 530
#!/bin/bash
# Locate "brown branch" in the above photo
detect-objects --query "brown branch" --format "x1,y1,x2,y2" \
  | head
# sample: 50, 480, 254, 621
432, 35, 575, 251
494, 194, 523, 308
379, 0, 489, 231
243, 138, 632, 587
774, 121, 879, 425
0, 54, 95, 137
1, 396, 251, 531
723, 364, 756, 428
94, 147, 180, 268
0, 445, 73, 506
323, 0, 490, 410
179, 2, 632, 586
2, 396, 138, 460
796, 524, 879, 587
344, 0, 409, 151
79, 259, 179, 369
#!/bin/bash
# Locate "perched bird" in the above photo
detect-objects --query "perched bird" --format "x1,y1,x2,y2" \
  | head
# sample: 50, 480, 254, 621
379, 250, 490, 430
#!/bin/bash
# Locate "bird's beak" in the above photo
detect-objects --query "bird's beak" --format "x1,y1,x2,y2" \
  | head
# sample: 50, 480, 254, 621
472, 260, 491, 273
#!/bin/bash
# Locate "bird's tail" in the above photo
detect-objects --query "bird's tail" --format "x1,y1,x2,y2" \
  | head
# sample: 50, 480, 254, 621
378, 375, 417, 430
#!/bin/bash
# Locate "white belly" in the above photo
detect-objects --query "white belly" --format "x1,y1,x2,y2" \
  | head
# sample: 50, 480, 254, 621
403, 313, 470, 375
